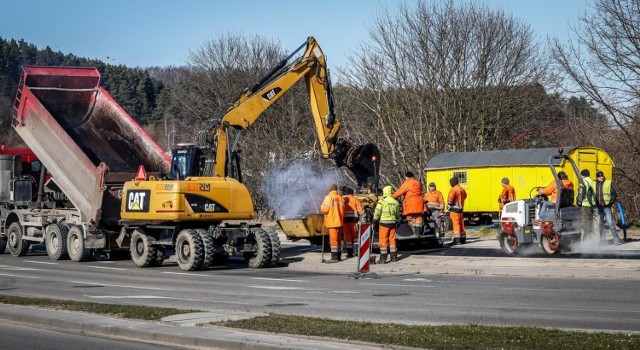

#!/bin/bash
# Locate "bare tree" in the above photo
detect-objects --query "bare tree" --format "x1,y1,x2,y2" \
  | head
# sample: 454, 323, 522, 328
340, 0, 551, 184
551, 0, 640, 222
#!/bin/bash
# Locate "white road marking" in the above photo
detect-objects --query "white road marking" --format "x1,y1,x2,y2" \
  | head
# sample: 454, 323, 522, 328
503, 287, 585, 292
69, 280, 171, 291
361, 283, 435, 288
162, 271, 209, 277
0, 273, 41, 279
24, 260, 58, 265
251, 277, 308, 283
248, 286, 304, 290
330, 290, 360, 294
402, 278, 432, 282
86, 295, 177, 300
0, 266, 39, 271
86, 266, 129, 271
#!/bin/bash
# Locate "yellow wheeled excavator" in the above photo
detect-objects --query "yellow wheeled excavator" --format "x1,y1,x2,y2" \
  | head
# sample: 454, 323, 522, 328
120, 36, 380, 270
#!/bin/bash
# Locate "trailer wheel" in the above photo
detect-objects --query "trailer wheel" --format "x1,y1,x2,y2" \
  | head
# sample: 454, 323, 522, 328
175, 229, 204, 271
244, 228, 272, 269
499, 231, 518, 255
196, 229, 214, 269
7, 223, 29, 257
45, 223, 70, 260
67, 226, 91, 262
541, 231, 560, 254
130, 229, 158, 268
266, 228, 281, 267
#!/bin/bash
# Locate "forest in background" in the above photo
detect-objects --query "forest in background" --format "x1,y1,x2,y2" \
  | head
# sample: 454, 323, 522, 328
0, 0, 638, 224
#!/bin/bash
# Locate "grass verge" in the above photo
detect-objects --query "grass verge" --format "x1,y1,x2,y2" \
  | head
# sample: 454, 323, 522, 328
218, 313, 640, 350
0, 294, 195, 321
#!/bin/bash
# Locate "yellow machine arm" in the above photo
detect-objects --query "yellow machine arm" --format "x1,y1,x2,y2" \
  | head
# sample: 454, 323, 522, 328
195, 36, 379, 187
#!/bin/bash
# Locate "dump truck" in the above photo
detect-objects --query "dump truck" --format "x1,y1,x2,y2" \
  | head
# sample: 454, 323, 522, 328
2, 66, 170, 261
423, 146, 614, 223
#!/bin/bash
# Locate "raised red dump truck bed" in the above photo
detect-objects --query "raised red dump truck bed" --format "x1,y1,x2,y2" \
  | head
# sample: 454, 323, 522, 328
13, 66, 170, 226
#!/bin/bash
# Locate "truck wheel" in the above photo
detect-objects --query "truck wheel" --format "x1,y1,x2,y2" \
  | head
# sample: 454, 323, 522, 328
175, 229, 204, 271
266, 228, 281, 267
7, 222, 29, 257
244, 228, 272, 269
541, 231, 560, 254
196, 229, 214, 269
130, 229, 158, 268
45, 223, 70, 260
67, 226, 91, 262
499, 231, 518, 255
0, 236, 6, 254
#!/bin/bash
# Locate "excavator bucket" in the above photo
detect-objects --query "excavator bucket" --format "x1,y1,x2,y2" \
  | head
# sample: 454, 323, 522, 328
333, 141, 380, 188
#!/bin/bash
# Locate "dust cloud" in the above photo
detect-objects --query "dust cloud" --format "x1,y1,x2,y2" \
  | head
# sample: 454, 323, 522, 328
263, 160, 341, 218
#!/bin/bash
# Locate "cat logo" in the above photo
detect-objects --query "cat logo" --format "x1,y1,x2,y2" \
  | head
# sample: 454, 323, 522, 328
262, 87, 282, 102
126, 190, 150, 212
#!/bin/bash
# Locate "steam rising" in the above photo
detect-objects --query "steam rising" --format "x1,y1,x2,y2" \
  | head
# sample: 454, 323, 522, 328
263, 160, 341, 218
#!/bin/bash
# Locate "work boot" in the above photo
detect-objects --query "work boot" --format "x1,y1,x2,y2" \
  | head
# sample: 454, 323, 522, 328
390, 253, 398, 263
378, 254, 387, 264
325, 252, 339, 264
346, 248, 354, 258
337, 251, 342, 261
450, 237, 460, 246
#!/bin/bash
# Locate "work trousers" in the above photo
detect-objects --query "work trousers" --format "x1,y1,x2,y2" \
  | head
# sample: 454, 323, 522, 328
428, 208, 442, 233
343, 222, 357, 249
450, 211, 466, 238
405, 213, 423, 227
595, 206, 620, 243
580, 206, 595, 241
328, 227, 342, 253
378, 225, 397, 255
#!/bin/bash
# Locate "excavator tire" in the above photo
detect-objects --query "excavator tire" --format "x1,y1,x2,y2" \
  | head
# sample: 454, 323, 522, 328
130, 228, 158, 267
245, 228, 272, 269
175, 229, 205, 271
265, 228, 281, 267
196, 228, 214, 269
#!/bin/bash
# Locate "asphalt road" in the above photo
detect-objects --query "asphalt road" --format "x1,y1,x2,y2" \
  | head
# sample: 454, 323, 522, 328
1, 237, 639, 332
0, 321, 190, 350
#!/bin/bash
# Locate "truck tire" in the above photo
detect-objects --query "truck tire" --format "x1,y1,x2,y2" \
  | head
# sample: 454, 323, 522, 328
175, 229, 204, 271
130, 229, 158, 268
266, 228, 281, 267
244, 228, 272, 269
67, 225, 91, 262
45, 223, 70, 260
196, 229, 214, 269
7, 222, 29, 257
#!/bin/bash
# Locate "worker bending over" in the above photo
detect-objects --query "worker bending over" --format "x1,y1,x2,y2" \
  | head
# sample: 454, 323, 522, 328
393, 172, 424, 233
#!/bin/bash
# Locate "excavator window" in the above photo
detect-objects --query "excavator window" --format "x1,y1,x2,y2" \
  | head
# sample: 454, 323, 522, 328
169, 145, 203, 179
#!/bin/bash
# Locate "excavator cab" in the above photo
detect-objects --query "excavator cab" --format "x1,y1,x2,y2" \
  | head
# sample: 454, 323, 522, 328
169, 144, 206, 179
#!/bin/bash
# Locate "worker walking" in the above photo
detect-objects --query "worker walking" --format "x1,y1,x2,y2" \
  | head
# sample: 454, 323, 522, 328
594, 171, 621, 245
321, 183, 345, 263
447, 176, 467, 245
498, 177, 516, 211
423, 182, 444, 234
373, 185, 401, 264
578, 169, 596, 241
393, 172, 424, 232
341, 186, 363, 258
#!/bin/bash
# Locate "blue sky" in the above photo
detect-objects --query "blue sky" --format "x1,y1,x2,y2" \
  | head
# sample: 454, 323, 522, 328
1, 0, 590, 69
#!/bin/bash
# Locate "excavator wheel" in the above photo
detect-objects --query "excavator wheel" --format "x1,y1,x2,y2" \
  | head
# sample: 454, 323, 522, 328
175, 229, 205, 271
244, 228, 272, 269
196, 228, 215, 269
541, 231, 560, 254
499, 231, 518, 255
130, 228, 158, 267
265, 228, 281, 267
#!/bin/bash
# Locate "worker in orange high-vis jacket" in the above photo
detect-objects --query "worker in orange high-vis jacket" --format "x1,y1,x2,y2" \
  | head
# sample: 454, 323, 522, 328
341, 186, 363, 258
423, 182, 445, 234
321, 183, 345, 263
393, 172, 424, 231
447, 176, 467, 246
373, 185, 401, 264
498, 177, 516, 211
538, 171, 573, 212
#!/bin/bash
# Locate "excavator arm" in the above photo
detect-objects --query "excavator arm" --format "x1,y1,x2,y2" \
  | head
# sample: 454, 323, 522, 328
192, 36, 379, 187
